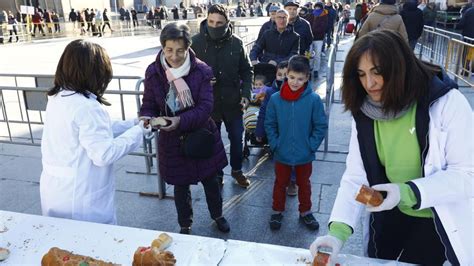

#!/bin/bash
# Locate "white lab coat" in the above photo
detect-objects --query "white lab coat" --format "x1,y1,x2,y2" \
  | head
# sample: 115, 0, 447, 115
40, 90, 143, 224
329, 90, 473, 265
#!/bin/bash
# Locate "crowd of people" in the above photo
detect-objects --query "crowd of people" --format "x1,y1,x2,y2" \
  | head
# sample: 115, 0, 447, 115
8, 1, 469, 265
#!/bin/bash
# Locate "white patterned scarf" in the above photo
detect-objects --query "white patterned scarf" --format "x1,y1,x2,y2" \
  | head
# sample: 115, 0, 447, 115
160, 51, 194, 111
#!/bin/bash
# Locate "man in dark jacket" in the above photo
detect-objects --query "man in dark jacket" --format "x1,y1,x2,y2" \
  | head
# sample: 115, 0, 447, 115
69, 9, 77, 28
285, 1, 313, 55
460, 0, 473, 17
324, 1, 337, 49
457, 6, 474, 38
400, 0, 424, 50
308, 2, 328, 78
250, 9, 300, 65
191, 4, 253, 188
456, 6, 474, 76
257, 4, 279, 41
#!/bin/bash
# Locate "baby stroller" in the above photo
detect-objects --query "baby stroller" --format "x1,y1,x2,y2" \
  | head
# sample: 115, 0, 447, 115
243, 63, 277, 158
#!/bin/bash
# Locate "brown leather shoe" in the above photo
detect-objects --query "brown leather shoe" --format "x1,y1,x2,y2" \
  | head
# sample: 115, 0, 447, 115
231, 170, 250, 188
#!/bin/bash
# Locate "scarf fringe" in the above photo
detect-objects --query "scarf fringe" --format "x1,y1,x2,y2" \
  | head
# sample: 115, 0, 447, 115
160, 51, 195, 110
177, 89, 194, 108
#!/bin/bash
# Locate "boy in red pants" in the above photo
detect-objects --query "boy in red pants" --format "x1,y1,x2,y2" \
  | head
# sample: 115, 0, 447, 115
265, 55, 328, 230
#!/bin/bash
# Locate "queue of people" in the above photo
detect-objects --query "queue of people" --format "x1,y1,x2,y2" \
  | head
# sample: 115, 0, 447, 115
37, 2, 472, 266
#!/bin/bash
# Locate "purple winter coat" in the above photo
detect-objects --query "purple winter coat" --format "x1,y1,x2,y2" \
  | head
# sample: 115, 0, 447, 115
140, 50, 228, 185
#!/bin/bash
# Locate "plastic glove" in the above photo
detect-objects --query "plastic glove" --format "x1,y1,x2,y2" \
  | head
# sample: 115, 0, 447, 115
138, 120, 152, 136
138, 116, 151, 127
310, 235, 343, 263
160, 116, 180, 132
366, 183, 400, 212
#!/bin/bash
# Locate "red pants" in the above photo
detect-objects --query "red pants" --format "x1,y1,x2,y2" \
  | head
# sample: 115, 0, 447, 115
272, 161, 313, 213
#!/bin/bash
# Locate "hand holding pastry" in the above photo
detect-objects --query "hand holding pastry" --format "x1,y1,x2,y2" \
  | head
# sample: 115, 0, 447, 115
138, 120, 152, 136
355, 184, 384, 207
159, 117, 180, 132
366, 184, 400, 212
309, 235, 342, 266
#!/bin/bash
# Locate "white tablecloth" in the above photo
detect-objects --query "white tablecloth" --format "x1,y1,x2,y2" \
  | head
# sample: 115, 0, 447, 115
222, 240, 413, 265
0, 210, 225, 265
0, 210, 413, 265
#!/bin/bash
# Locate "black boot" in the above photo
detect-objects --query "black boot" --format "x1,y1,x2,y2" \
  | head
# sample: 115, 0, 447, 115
179, 227, 191, 234
214, 217, 230, 232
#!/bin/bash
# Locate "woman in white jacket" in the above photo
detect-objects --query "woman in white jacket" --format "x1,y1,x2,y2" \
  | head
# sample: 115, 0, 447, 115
40, 40, 150, 224
311, 30, 473, 265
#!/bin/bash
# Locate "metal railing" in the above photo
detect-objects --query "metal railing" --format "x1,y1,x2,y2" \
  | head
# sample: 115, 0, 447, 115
0, 16, 198, 43
0, 74, 170, 199
323, 19, 344, 154
417, 26, 474, 87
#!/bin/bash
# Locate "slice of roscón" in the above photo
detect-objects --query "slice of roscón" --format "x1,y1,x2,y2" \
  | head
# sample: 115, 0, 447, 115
0, 247, 10, 261
150, 117, 169, 127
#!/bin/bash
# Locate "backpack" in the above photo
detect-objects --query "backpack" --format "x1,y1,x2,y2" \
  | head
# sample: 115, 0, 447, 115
355, 4, 363, 20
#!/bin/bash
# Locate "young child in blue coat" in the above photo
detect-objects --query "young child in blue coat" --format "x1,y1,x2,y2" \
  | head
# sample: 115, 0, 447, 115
265, 55, 328, 230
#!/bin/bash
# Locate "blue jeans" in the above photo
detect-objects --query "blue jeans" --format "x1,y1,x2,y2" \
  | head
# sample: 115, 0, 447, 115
325, 28, 333, 48
215, 116, 244, 173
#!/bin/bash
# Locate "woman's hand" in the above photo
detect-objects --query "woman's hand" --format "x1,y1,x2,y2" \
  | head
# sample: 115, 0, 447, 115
366, 184, 401, 212
310, 235, 343, 264
138, 116, 151, 127
160, 116, 180, 131
138, 120, 152, 136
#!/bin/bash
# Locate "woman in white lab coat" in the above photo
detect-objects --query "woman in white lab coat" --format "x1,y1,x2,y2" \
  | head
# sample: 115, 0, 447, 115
40, 39, 150, 224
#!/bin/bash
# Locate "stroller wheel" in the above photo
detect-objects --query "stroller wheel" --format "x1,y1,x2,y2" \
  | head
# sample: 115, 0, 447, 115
243, 146, 250, 159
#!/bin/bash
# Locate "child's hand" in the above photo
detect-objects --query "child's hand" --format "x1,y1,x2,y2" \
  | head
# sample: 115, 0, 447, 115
240, 97, 249, 110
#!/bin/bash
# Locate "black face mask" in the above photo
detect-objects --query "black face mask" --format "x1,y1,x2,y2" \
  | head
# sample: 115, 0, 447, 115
275, 79, 284, 89
207, 22, 229, 40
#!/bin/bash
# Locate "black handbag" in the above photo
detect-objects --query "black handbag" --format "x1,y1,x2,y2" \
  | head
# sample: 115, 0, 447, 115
180, 127, 215, 159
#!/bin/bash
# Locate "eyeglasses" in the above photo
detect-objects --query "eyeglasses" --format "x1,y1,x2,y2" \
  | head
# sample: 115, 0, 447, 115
275, 16, 288, 20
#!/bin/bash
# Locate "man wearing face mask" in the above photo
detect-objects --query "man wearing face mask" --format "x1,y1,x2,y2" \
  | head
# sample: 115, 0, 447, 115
191, 4, 253, 188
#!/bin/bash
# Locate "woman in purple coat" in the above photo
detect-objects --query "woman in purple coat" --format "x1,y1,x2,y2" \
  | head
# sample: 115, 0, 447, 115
140, 23, 229, 235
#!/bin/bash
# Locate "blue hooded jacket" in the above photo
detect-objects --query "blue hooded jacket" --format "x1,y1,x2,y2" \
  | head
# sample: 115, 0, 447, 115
265, 82, 328, 165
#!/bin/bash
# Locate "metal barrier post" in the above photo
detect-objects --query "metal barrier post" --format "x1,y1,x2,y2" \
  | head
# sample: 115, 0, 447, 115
0, 91, 12, 141
155, 131, 166, 199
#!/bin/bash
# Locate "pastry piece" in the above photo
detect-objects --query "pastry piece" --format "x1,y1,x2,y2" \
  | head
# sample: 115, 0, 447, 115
313, 251, 330, 266
150, 117, 170, 128
151, 233, 173, 251
0, 247, 9, 261
41, 247, 117, 266
132, 247, 176, 266
355, 185, 384, 207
